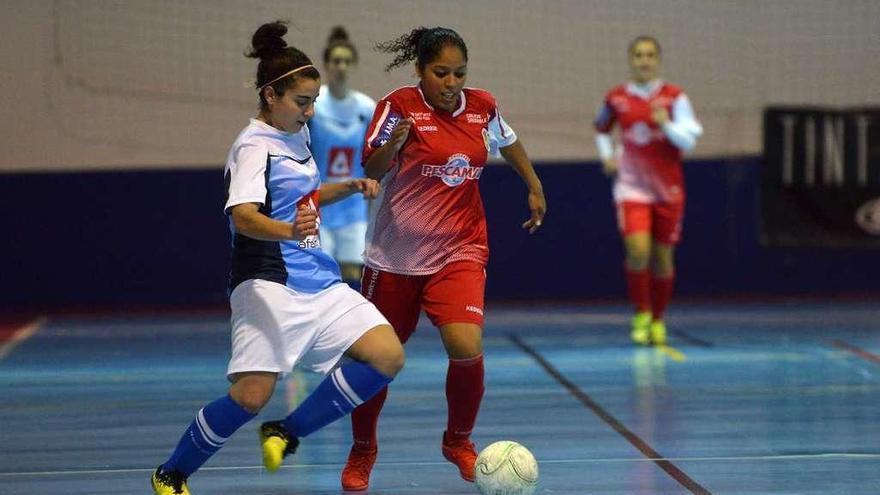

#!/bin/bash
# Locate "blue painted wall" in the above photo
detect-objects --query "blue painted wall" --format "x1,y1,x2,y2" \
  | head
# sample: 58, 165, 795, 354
2, 158, 877, 311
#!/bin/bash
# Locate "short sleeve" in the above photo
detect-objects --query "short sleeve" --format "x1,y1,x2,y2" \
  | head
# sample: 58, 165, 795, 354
224, 142, 269, 214
487, 106, 517, 156
362, 99, 406, 162
594, 95, 616, 133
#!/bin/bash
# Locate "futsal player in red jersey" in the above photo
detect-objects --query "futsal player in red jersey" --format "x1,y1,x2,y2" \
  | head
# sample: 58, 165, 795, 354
339, 27, 546, 491
594, 36, 703, 345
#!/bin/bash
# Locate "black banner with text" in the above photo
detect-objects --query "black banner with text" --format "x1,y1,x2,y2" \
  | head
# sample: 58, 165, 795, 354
762, 107, 880, 247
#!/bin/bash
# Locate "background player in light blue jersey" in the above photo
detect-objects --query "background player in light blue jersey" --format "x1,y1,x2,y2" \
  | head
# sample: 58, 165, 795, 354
150, 21, 403, 495
309, 26, 376, 288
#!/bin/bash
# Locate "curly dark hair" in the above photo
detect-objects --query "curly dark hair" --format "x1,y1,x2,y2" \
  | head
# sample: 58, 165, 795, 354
375, 27, 468, 72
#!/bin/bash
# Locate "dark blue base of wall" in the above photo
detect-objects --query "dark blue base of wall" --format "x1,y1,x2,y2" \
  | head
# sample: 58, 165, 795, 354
484, 158, 880, 301
2, 158, 877, 311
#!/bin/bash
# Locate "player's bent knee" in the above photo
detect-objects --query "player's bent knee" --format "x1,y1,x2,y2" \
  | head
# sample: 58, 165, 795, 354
229, 372, 277, 413
381, 342, 405, 378
376, 328, 405, 377
440, 323, 483, 359
352, 324, 405, 378
234, 394, 270, 414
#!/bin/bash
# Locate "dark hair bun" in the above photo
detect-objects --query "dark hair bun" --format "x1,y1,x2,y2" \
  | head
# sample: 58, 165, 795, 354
328, 26, 349, 43
247, 21, 289, 59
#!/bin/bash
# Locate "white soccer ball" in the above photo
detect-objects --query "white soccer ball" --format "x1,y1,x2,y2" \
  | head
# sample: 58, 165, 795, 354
474, 440, 538, 495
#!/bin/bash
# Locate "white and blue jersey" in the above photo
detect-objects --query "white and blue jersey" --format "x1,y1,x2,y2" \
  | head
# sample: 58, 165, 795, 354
308, 86, 376, 230
224, 119, 341, 294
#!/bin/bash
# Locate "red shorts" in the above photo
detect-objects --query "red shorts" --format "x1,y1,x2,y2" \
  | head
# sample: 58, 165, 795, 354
616, 200, 684, 245
360, 261, 486, 344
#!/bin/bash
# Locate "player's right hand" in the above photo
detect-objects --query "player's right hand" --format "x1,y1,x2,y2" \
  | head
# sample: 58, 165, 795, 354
292, 204, 318, 240
601, 157, 618, 177
386, 117, 414, 152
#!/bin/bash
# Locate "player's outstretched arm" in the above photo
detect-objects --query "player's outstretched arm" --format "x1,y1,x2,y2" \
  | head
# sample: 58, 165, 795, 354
319, 179, 380, 206
230, 203, 317, 241
499, 139, 546, 234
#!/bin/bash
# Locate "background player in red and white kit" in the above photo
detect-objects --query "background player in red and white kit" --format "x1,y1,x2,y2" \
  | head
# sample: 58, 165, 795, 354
340, 27, 546, 491
594, 36, 703, 346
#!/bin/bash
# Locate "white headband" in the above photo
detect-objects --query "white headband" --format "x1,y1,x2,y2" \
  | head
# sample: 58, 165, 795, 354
257, 64, 316, 93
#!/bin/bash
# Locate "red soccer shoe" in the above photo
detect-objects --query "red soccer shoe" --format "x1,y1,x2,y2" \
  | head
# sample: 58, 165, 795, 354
441, 432, 477, 482
341, 445, 378, 491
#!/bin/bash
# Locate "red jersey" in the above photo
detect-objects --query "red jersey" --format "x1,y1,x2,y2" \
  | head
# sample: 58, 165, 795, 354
595, 81, 688, 204
362, 86, 516, 275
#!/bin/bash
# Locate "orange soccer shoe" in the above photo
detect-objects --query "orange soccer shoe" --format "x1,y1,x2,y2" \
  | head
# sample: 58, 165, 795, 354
441, 432, 477, 482
341, 444, 378, 491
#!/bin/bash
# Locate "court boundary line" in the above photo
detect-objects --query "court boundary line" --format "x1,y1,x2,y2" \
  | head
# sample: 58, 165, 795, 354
829, 339, 880, 365
2, 453, 877, 478
0, 317, 47, 360
657, 344, 687, 361
670, 329, 714, 347
508, 333, 713, 495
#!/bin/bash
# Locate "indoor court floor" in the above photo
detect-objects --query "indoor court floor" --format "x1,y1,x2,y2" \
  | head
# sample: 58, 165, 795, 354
1, 302, 878, 494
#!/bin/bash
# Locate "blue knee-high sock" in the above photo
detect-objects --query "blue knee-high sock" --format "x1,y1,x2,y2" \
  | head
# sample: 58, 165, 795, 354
162, 394, 255, 477
283, 361, 392, 438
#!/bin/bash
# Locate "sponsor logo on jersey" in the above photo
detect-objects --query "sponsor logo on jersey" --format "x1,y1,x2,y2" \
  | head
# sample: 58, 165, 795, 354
327, 147, 354, 179
624, 122, 665, 146
466, 113, 489, 124
370, 109, 402, 148
271, 153, 314, 173
295, 190, 321, 249
410, 111, 433, 121
417, 125, 438, 132
421, 153, 482, 187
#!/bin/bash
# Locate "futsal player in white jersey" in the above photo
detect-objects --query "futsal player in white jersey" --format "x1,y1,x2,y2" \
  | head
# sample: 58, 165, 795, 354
150, 21, 404, 495
309, 26, 376, 288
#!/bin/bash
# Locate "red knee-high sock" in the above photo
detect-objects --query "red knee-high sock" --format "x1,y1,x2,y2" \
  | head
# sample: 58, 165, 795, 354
651, 273, 675, 321
625, 267, 651, 314
350, 386, 388, 450
445, 354, 485, 441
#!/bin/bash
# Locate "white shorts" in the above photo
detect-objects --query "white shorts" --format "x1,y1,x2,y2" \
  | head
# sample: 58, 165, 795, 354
320, 222, 367, 264
227, 279, 389, 378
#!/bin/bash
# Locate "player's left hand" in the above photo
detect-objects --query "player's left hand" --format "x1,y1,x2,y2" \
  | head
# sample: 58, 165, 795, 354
651, 102, 669, 125
348, 178, 380, 199
521, 188, 547, 234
